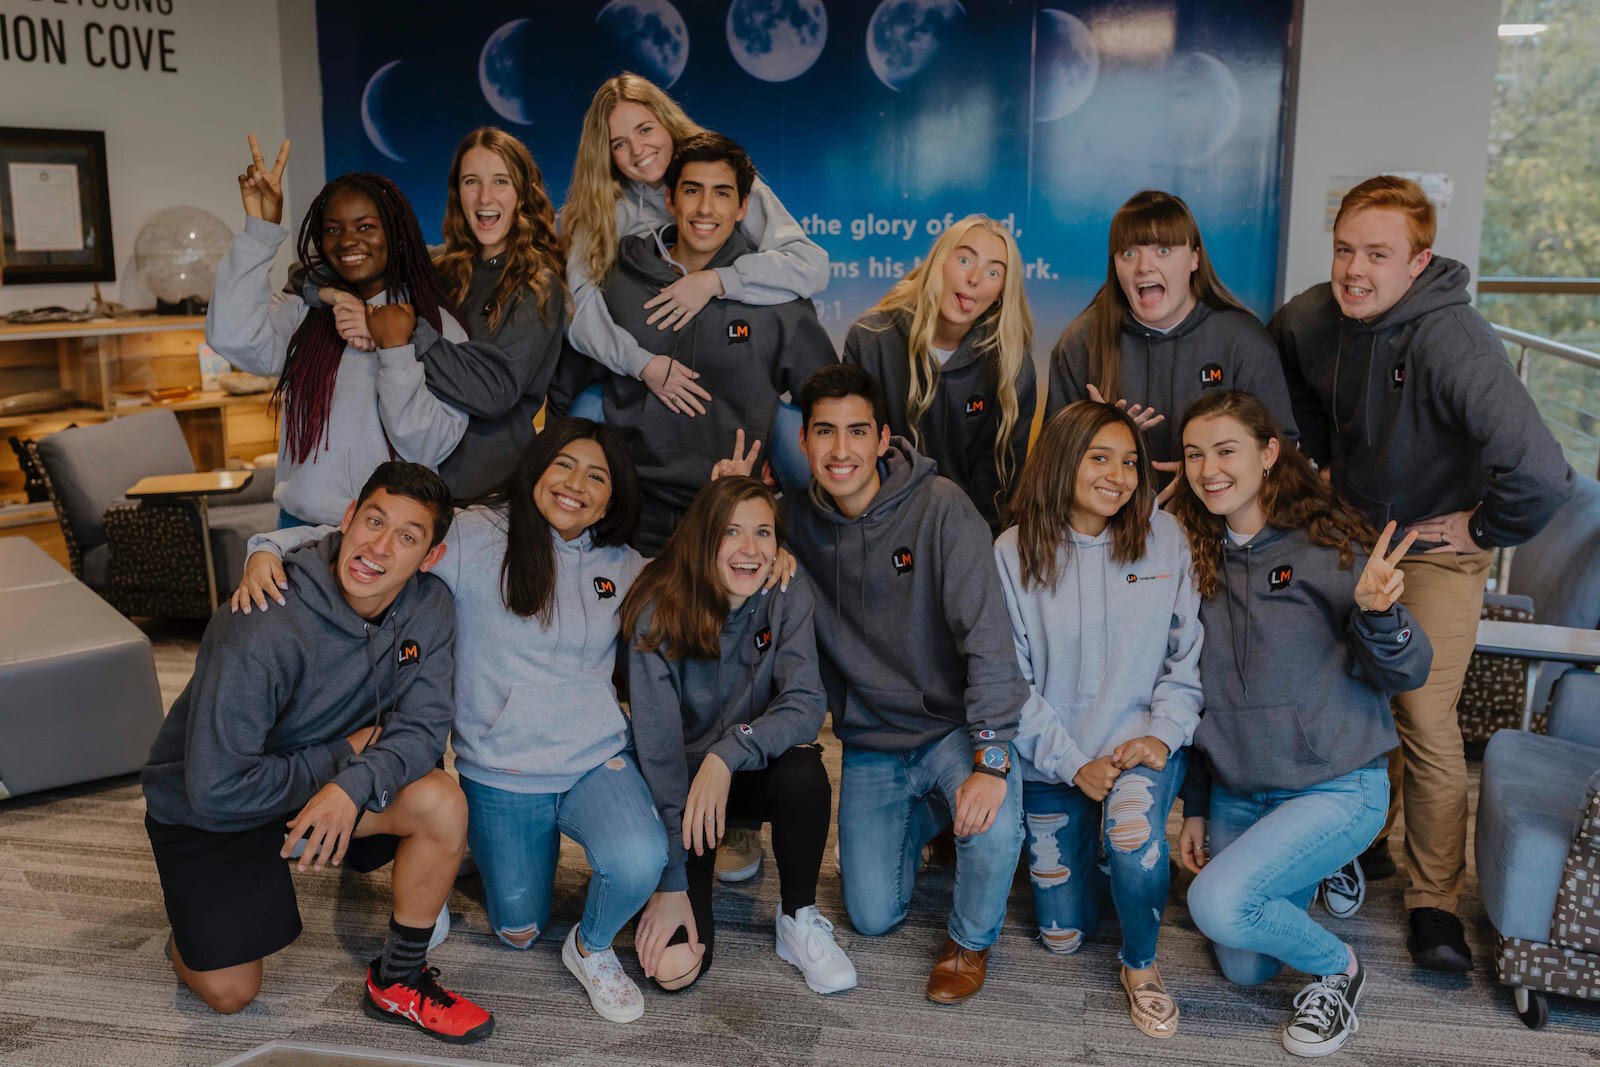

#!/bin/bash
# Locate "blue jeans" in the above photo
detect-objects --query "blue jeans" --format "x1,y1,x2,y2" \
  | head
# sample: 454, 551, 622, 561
1023, 749, 1187, 968
838, 730, 1024, 952
1187, 764, 1388, 983
277, 507, 316, 530
458, 754, 666, 952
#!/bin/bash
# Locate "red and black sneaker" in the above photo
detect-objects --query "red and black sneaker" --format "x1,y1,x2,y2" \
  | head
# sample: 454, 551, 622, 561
363, 960, 494, 1044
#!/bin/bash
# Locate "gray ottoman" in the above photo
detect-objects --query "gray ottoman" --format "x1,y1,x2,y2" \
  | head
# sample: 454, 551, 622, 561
0, 537, 163, 799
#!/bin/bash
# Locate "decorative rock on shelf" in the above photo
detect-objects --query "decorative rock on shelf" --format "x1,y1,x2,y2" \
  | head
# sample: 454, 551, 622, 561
133, 207, 234, 313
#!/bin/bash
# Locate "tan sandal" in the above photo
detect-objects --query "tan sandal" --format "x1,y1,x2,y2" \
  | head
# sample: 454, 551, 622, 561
1120, 965, 1179, 1038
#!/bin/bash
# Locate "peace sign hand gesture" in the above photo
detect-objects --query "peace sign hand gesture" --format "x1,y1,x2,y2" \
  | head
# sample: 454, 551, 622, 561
238, 134, 290, 225
710, 427, 764, 482
1354, 520, 1419, 614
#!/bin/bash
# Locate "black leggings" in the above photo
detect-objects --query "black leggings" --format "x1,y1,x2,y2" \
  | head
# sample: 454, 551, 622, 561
669, 743, 831, 979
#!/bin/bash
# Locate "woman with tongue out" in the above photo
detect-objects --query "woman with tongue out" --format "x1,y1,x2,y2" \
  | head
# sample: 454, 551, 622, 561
843, 215, 1038, 535
1044, 190, 1298, 498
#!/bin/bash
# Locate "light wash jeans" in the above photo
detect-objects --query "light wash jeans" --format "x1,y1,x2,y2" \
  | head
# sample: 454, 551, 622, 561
838, 729, 1024, 952
1022, 748, 1187, 968
458, 753, 666, 952
1187, 763, 1388, 983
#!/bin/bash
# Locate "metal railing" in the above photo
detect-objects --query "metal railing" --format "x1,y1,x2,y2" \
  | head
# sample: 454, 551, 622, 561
1492, 323, 1600, 480
1480, 278, 1600, 295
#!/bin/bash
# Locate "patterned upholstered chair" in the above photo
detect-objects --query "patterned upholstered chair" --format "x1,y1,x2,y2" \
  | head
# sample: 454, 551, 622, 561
1476, 668, 1600, 1029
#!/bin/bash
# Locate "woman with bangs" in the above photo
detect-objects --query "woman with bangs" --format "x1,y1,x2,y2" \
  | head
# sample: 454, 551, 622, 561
995, 400, 1202, 1038
1045, 190, 1296, 482
318, 126, 569, 500
559, 72, 828, 417
844, 215, 1037, 533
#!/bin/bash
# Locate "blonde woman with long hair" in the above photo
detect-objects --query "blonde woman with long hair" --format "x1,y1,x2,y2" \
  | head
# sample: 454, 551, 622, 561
561, 72, 828, 417
843, 215, 1036, 533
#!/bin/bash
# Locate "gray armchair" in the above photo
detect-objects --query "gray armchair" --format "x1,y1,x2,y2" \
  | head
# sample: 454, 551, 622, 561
25, 409, 277, 618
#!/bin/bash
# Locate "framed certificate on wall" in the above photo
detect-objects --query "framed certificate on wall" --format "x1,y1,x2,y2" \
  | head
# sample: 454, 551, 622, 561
0, 127, 115, 286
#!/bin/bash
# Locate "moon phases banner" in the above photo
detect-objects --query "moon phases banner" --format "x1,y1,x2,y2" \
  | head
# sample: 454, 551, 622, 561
317, 0, 1294, 346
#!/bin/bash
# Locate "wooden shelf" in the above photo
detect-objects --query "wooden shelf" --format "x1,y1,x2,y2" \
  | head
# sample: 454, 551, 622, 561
0, 315, 205, 342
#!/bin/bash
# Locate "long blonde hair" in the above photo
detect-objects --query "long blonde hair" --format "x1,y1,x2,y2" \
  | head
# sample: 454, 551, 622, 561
561, 72, 703, 284
436, 127, 568, 331
864, 215, 1034, 490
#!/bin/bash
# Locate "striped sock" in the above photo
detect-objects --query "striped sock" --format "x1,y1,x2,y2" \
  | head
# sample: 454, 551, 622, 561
377, 915, 433, 986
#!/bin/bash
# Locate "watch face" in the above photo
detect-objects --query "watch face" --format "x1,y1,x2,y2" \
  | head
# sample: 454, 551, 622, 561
982, 747, 1007, 769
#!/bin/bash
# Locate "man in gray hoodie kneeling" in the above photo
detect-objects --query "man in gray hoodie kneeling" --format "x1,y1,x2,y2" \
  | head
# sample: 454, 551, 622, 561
141, 462, 494, 1045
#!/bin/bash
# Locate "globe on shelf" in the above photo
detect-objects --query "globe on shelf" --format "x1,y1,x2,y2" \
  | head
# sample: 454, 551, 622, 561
133, 207, 234, 314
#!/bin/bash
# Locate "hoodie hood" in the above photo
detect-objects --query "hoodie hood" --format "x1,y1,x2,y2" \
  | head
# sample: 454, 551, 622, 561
614, 223, 755, 288
1345, 256, 1472, 334
805, 436, 938, 527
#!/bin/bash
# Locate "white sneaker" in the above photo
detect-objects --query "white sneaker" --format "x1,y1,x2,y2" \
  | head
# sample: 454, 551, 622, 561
1321, 858, 1365, 920
775, 905, 858, 994
428, 901, 450, 951
562, 926, 645, 1023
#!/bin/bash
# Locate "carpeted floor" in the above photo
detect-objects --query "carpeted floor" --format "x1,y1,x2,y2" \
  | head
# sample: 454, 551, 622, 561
2, 620, 1599, 1067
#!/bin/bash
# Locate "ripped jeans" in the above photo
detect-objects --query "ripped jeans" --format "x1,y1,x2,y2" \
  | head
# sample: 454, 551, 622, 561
459, 753, 666, 953
1021, 749, 1186, 969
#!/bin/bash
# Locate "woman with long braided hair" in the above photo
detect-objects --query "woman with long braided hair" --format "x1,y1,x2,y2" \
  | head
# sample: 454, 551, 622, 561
205, 135, 470, 527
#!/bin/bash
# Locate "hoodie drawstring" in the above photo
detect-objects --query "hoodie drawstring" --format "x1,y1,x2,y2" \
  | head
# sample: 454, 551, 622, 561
1221, 542, 1252, 702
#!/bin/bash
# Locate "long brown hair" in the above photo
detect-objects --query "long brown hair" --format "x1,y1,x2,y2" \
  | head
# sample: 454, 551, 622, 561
621, 477, 781, 660
436, 127, 568, 331
1069, 190, 1251, 401
1010, 401, 1154, 592
1168, 390, 1376, 598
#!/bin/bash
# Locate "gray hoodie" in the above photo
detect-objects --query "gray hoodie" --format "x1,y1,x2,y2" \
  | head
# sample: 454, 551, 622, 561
248, 507, 646, 794
1271, 256, 1575, 548
1180, 525, 1433, 816
142, 531, 456, 833
781, 439, 1026, 752
845, 310, 1037, 534
995, 511, 1203, 786
627, 575, 827, 892
1047, 301, 1298, 464
598, 227, 835, 515
206, 217, 470, 525
566, 175, 829, 378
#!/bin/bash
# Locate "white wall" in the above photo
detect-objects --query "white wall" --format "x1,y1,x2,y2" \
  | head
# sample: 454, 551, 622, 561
1280, 0, 1503, 300
0, 0, 293, 314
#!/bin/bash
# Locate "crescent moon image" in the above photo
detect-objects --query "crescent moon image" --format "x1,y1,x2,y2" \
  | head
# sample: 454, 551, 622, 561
595, 0, 690, 89
479, 19, 535, 126
1167, 52, 1242, 162
865, 0, 965, 92
360, 60, 406, 163
1034, 8, 1099, 122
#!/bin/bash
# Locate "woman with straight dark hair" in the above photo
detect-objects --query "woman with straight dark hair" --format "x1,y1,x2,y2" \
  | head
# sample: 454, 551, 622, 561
234, 420, 673, 1024
1170, 390, 1431, 1058
1044, 190, 1297, 475
622, 477, 855, 997
996, 400, 1202, 1038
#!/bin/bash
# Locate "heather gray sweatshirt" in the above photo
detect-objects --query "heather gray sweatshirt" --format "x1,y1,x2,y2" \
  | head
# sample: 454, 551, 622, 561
206, 217, 469, 525
248, 507, 646, 793
627, 575, 827, 892
1046, 301, 1297, 464
995, 511, 1203, 786
1180, 525, 1433, 816
566, 175, 829, 378
845, 310, 1037, 534
781, 439, 1026, 752
142, 532, 456, 832
1271, 256, 1575, 548
598, 227, 834, 516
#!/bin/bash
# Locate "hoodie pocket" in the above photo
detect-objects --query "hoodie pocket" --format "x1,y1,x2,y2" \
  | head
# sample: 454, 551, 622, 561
466, 686, 622, 776
1195, 702, 1330, 791
843, 684, 930, 735
1333, 476, 1393, 530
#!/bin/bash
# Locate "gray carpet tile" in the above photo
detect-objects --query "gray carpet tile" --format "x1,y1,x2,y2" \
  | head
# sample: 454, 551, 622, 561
1, 621, 1598, 1066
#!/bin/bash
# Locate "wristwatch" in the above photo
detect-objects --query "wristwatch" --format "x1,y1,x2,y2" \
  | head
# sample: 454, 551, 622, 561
973, 745, 1011, 778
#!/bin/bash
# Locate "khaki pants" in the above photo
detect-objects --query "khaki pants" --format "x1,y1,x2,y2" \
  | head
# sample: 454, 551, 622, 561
1384, 550, 1491, 912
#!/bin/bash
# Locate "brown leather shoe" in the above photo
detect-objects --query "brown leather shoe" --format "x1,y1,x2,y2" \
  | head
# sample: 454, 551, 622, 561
926, 938, 989, 1004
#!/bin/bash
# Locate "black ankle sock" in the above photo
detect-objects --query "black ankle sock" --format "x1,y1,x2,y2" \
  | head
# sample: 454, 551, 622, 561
377, 915, 433, 986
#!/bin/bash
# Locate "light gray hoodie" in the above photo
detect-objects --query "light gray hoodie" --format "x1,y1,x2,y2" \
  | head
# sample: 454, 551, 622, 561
207, 216, 470, 525
565, 175, 829, 378
249, 506, 646, 793
995, 510, 1203, 786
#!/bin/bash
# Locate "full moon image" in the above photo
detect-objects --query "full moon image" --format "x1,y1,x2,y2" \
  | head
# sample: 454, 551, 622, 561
360, 60, 406, 162
595, 0, 690, 88
1034, 8, 1098, 121
479, 19, 535, 125
1166, 51, 1241, 162
866, 0, 965, 92
726, 0, 828, 82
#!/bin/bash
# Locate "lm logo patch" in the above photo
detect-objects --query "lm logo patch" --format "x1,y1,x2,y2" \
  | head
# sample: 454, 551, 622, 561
1199, 363, 1225, 386
726, 320, 751, 344
1268, 565, 1294, 591
1392, 362, 1406, 388
754, 627, 772, 652
593, 576, 617, 599
891, 546, 914, 575
397, 639, 421, 667
964, 395, 987, 418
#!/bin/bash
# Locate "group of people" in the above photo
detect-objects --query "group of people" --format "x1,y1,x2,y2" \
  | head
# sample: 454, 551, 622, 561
138, 69, 1577, 1057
